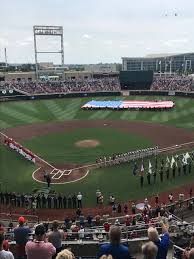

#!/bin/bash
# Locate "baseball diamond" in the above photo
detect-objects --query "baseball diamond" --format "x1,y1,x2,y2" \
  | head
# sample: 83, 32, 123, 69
0, 95, 194, 207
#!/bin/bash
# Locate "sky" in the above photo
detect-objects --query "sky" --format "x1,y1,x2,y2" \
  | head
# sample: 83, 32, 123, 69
0, 0, 194, 64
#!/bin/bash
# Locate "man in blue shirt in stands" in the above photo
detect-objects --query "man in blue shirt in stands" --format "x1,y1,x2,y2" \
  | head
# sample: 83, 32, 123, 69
147, 221, 170, 259
97, 226, 132, 259
14, 216, 31, 259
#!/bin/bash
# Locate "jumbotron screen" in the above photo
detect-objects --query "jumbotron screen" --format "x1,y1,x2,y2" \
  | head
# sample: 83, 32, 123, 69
119, 70, 154, 90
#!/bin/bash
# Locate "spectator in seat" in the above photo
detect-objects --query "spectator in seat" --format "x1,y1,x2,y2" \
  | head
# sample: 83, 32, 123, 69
99, 256, 113, 259
131, 202, 136, 214
125, 215, 131, 226
97, 226, 132, 259
123, 204, 128, 214
117, 203, 122, 213
0, 224, 9, 251
147, 222, 169, 259
56, 249, 75, 259
25, 224, 56, 259
47, 220, 64, 257
104, 222, 110, 233
0, 233, 14, 259
183, 248, 194, 259
95, 214, 101, 226
14, 216, 31, 259
76, 208, 81, 218
70, 222, 79, 233
78, 226, 85, 240
87, 215, 93, 227
79, 214, 85, 226
142, 241, 158, 259
190, 233, 194, 249
189, 248, 194, 259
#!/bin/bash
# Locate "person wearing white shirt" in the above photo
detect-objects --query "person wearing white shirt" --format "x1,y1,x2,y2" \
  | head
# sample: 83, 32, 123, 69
0, 233, 14, 259
77, 192, 83, 208
78, 227, 85, 240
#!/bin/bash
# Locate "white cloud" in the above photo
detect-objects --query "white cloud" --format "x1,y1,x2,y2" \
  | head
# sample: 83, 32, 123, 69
164, 38, 189, 47
0, 37, 9, 47
119, 41, 129, 49
82, 34, 92, 39
15, 40, 32, 47
103, 40, 113, 46
25, 36, 34, 42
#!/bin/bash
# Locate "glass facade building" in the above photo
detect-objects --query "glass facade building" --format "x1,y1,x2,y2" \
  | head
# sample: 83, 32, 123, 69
122, 53, 194, 74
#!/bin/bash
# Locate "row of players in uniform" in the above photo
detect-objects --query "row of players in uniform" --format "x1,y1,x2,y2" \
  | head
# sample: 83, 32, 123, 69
96, 146, 159, 166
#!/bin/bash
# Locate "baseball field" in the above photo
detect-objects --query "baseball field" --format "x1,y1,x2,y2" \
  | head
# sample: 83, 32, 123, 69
0, 95, 194, 207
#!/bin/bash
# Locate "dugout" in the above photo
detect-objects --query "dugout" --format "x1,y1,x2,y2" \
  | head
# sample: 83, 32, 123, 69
119, 70, 153, 90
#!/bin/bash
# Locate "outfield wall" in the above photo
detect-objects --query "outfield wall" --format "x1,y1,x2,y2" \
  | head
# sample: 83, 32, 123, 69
0, 90, 194, 102
0, 91, 121, 101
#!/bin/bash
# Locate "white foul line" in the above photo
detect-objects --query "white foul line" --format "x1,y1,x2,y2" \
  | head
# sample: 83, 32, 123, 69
1, 130, 194, 184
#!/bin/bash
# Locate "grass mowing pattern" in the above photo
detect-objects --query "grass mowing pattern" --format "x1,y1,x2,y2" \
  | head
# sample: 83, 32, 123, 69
21, 128, 153, 165
0, 96, 194, 130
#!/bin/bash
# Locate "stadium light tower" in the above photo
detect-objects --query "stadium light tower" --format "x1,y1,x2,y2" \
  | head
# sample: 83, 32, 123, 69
33, 25, 64, 80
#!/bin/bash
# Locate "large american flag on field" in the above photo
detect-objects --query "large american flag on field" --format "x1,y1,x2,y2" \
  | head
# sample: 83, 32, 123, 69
81, 100, 174, 109
119, 100, 174, 109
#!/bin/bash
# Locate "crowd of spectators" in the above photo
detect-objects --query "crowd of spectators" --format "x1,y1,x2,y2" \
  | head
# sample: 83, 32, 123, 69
1, 77, 120, 94
1, 193, 194, 258
1, 74, 194, 95
0, 205, 171, 259
151, 75, 194, 92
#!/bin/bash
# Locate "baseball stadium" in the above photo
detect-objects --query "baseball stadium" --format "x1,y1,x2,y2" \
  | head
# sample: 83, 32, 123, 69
1, 3, 194, 259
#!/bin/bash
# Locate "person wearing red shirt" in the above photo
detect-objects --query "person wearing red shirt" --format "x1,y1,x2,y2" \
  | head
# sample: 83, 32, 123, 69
0, 225, 9, 251
123, 204, 128, 214
103, 222, 110, 232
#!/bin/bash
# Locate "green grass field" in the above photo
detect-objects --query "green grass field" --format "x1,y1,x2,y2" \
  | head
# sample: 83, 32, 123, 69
0, 96, 194, 207
0, 96, 194, 130
22, 128, 153, 164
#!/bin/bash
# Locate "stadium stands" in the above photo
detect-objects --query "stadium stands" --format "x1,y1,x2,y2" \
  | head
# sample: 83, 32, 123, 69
1, 195, 194, 258
151, 75, 194, 92
0, 74, 193, 95
0, 77, 120, 94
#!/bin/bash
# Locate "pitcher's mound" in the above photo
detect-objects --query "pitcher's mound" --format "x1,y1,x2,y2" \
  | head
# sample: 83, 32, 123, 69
75, 139, 100, 148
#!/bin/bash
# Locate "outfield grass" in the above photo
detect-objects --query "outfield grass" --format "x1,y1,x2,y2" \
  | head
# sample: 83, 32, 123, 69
0, 96, 194, 206
0, 96, 194, 130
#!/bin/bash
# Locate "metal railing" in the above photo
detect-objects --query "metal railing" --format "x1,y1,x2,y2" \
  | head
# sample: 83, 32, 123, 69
173, 244, 185, 259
